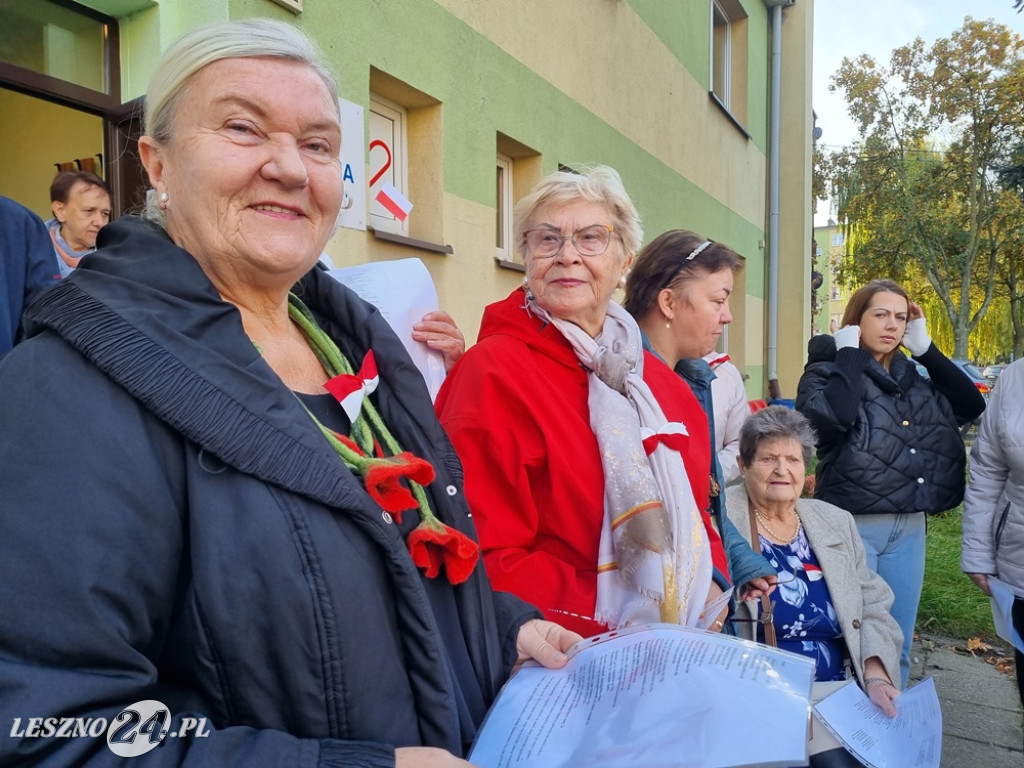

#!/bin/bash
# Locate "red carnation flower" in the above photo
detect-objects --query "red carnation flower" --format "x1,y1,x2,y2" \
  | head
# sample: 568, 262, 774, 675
363, 453, 436, 522
407, 517, 479, 584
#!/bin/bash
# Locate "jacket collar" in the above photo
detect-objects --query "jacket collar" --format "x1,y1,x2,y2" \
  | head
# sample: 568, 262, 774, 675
478, 288, 586, 372
25, 217, 437, 510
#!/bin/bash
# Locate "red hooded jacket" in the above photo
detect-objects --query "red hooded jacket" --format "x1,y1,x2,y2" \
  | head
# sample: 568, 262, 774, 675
436, 289, 728, 637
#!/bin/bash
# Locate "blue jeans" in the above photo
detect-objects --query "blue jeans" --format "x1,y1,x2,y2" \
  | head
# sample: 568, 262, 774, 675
854, 512, 926, 689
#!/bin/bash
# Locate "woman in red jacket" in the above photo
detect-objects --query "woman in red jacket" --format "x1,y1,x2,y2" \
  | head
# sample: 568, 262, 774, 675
436, 166, 730, 638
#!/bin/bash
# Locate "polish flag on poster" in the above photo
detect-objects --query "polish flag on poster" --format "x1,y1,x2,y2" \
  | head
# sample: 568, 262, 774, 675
375, 182, 413, 222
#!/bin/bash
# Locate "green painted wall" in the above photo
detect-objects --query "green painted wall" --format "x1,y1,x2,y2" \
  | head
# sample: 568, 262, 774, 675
630, 0, 769, 155
132, 0, 770, 263
12, 0, 811, 396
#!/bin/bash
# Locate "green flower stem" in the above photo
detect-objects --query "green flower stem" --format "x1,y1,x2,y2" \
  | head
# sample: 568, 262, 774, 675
287, 293, 441, 527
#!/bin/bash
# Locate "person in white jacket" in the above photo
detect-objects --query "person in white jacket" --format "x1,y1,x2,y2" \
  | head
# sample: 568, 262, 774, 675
705, 352, 749, 484
962, 358, 1024, 707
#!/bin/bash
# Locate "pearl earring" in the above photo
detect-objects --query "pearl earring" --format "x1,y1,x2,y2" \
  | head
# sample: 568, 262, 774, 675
158, 191, 169, 210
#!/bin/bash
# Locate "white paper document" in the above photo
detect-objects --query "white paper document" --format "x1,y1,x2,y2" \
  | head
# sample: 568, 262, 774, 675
988, 577, 1024, 653
812, 676, 942, 768
327, 259, 447, 399
468, 624, 814, 768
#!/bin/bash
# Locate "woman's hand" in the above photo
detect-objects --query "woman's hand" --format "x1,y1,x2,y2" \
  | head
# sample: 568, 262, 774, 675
515, 619, 582, 671
741, 574, 778, 601
833, 324, 860, 350
862, 656, 899, 716
901, 302, 931, 356
966, 572, 993, 596
704, 581, 730, 632
864, 678, 900, 717
395, 747, 476, 767
412, 311, 465, 371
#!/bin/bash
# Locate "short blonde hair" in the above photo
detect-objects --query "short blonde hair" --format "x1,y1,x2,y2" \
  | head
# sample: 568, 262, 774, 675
143, 18, 340, 223
513, 166, 643, 260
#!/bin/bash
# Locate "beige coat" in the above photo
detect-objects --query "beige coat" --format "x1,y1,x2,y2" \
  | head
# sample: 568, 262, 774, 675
725, 484, 903, 688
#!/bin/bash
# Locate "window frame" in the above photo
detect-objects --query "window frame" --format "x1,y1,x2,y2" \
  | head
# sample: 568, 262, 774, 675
708, 0, 749, 132
495, 153, 514, 263
368, 94, 409, 236
711, 1, 732, 111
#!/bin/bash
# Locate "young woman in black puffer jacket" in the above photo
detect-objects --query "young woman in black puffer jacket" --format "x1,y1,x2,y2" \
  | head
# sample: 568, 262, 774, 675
796, 279, 985, 687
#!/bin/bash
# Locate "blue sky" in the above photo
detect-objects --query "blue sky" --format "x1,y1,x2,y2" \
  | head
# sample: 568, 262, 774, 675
812, 0, 1024, 222
813, 0, 1024, 150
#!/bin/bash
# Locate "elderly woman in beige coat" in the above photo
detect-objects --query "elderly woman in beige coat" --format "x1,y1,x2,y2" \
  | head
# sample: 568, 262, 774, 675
725, 407, 902, 711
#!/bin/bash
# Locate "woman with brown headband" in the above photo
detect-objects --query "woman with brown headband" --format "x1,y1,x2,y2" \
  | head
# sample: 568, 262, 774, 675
622, 230, 778, 611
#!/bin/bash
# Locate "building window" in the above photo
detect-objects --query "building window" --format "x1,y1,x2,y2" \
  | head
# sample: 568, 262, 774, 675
495, 134, 541, 269
0, 0, 113, 94
711, 3, 731, 109
368, 69, 444, 247
831, 231, 845, 247
496, 153, 513, 262
368, 95, 408, 236
710, 0, 748, 126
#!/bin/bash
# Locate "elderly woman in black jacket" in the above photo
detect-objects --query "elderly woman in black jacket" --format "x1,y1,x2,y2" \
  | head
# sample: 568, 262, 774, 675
796, 278, 985, 687
0, 19, 577, 768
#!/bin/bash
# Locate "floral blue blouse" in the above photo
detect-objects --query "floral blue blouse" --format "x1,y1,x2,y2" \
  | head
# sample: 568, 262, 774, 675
757, 528, 847, 681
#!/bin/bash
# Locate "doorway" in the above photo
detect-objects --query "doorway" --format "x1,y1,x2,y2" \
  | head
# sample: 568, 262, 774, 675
0, 0, 146, 221
0, 87, 105, 221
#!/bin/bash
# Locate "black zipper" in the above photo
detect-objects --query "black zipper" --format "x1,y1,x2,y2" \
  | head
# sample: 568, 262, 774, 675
994, 501, 1011, 550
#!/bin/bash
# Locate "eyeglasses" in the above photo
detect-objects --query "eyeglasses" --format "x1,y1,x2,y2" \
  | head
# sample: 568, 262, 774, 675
523, 224, 616, 259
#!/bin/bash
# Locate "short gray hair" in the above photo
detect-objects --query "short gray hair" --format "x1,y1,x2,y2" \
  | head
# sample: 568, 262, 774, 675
738, 406, 817, 467
513, 165, 643, 260
142, 18, 340, 224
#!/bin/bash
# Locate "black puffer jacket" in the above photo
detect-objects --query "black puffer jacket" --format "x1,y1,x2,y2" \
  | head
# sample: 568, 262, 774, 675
796, 336, 985, 516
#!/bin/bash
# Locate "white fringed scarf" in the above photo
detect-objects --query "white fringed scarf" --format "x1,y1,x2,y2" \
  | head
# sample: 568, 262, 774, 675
527, 296, 712, 628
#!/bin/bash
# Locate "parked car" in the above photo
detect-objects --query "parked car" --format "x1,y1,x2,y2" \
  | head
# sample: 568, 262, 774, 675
914, 359, 989, 435
952, 359, 992, 398
982, 363, 1009, 385
913, 359, 990, 397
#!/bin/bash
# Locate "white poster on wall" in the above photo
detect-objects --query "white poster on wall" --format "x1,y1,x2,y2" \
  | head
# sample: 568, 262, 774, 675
338, 98, 366, 231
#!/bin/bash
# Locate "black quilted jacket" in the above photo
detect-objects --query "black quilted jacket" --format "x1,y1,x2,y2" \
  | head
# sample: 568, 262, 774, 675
796, 337, 985, 516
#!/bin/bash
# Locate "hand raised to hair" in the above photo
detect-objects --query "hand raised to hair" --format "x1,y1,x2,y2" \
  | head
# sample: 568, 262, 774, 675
833, 324, 860, 350
901, 302, 931, 357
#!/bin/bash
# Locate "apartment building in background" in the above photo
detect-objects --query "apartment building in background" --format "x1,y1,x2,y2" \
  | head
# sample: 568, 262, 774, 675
0, 0, 815, 398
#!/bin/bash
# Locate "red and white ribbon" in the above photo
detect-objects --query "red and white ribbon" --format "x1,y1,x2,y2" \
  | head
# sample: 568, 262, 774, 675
639, 422, 689, 456
706, 353, 730, 369
324, 350, 379, 423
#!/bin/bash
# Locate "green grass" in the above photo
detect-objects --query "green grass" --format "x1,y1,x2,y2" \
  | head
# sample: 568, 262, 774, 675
917, 507, 997, 641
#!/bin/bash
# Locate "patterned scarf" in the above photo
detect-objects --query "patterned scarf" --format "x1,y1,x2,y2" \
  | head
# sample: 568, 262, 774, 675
527, 295, 712, 628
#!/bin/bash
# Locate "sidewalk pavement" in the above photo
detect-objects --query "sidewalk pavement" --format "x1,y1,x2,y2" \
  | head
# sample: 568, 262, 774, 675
909, 632, 1022, 767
